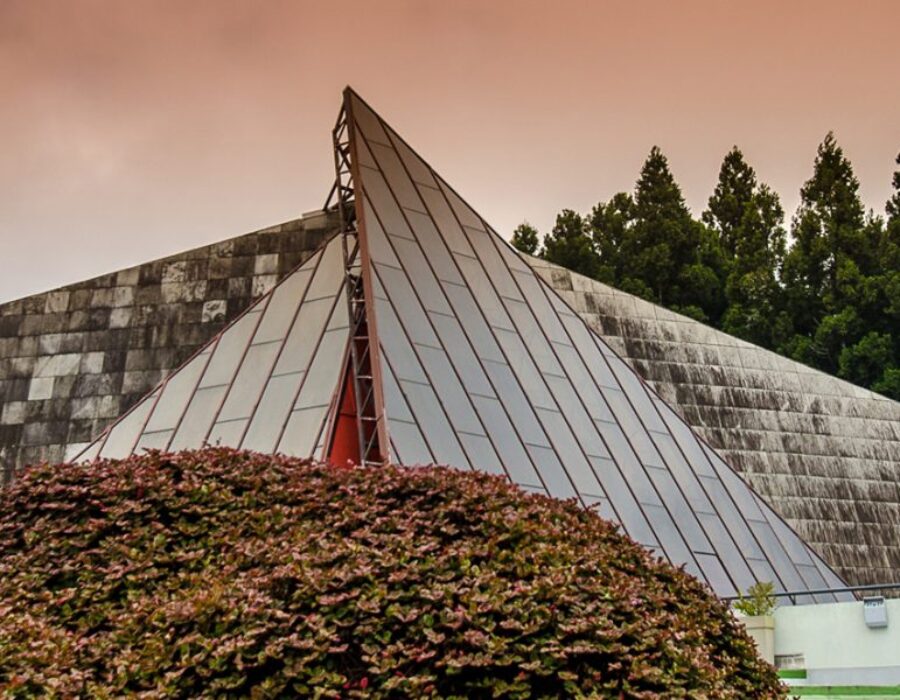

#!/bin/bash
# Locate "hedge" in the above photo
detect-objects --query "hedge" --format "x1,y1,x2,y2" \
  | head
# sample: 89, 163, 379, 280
0, 448, 785, 698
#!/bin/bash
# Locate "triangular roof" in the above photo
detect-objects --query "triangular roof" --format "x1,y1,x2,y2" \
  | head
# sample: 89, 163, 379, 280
76, 88, 848, 602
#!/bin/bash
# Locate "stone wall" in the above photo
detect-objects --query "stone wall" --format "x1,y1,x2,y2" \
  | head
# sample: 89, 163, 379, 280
0, 213, 337, 482
529, 255, 900, 587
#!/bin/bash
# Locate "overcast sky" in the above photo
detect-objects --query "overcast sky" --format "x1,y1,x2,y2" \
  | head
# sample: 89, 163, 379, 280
1, 0, 898, 302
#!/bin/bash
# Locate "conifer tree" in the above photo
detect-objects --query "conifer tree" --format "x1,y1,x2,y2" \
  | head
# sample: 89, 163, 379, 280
542, 209, 600, 278
621, 147, 723, 321
590, 192, 634, 285
704, 148, 788, 347
703, 147, 758, 259
511, 222, 540, 256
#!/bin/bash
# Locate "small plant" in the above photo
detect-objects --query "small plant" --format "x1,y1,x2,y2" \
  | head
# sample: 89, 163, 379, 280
734, 581, 777, 616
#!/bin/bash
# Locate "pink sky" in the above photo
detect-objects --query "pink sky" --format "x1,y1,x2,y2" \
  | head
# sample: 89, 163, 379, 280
1, 0, 898, 302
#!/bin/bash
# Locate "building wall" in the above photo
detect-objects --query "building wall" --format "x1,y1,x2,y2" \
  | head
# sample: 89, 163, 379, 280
529, 256, 900, 588
773, 598, 900, 685
0, 213, 337, 482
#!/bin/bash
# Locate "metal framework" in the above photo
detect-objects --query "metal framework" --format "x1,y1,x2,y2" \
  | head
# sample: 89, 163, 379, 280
328, 103, 383, 466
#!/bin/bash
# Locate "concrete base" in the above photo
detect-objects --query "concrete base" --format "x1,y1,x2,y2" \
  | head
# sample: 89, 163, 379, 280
741, 614, 775, 664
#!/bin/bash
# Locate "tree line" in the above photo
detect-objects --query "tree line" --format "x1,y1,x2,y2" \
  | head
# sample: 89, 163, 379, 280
512, 136, 900, 399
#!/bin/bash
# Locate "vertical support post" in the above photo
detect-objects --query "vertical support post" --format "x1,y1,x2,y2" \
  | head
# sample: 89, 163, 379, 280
327, 102, 384, 466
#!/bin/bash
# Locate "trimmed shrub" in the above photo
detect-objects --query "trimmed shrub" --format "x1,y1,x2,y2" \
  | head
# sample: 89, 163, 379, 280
0, 448, 784, 698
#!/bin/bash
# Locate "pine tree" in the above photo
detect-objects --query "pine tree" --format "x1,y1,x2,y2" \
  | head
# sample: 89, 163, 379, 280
621, 147, 722, 321
511, 222, 540, 256
703, 147, 758, 258
590, 192, 634, 285
783, 133, 870, 324
542, 209, 600, 278
704, 148, 788, 347
781, 134, 893, 379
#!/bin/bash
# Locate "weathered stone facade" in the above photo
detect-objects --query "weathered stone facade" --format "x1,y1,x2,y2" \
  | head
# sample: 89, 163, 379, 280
530, 256, 900, 587
0, 213, 337, 482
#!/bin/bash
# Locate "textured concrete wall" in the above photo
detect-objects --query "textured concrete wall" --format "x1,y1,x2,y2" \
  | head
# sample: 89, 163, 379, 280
529, 256, 900, 587
0, 213, 337, 482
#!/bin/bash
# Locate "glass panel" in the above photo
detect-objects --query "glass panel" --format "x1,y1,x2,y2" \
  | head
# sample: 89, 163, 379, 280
143, 349, 209, 433
363, 199, 401, 267
557, 313, 619, 389
389, 420, 434, 465
170, 385, 227, 450
544, 375, 609, 458
470, 395, 542, 488
416, 345, 483, 435
582, 494, 618, 524
512, 272, 570, 343
368, 140, 426, 213
278, 406, 329, 458
491, 331, 556, 411
656, 405, 717, 478
696, 512, 756, 592
747, 519, 806, 592
588, 457, 658, 546
218, 342, 281, 422
437, 179, 484, 231
208, 419, 248, 447
642, 503, 700, 581
350, 95, 391, 145
482, 359, 550, 447
417, 184, 475, 256
406, 210, 465, 285
293, 328, 346, 410
199, 310, 260, 388
135, 429, 173, 452
273, 298, 335, 376
457, 432, 504, 476
525, 444, 577, 500
100, 391, 158, 458
645, 467, 712, 553
762, 499, 816, 567
605, 356, 668, 434
466, 228, 522, 301
362, 168, 414, 239
533, 407, 603, 496
697, 474, 765, 560
355, 135, 378, 169
696, 554, 736, 597
305, 236, 344, 300
429, 313, 494, 396
442, 284, 505, 363
77, 440, 102, 462
505, 300, 562, 372
373, 298, 428, 384
376, 265, 439, 347
552, 344, 615, 423
389, 235, 452, 315
399, 380, 467, 468
455, 255, 514, 331
381, 359, 415, 423
387, 129, 439, 188
596, 422, 662, 506
242, 372, 305, 453
253, 267, 314, 344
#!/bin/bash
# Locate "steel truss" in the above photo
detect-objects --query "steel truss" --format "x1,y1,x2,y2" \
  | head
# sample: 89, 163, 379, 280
328, 104, 384, 466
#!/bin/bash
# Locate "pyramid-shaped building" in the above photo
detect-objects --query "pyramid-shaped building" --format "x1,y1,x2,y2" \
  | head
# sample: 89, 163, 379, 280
69, 89, 849, 603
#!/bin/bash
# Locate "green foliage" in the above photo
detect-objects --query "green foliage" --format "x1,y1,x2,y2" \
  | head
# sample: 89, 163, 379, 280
511, 221, 540, 256
733, 582, 777, 617
840, 332, 895, 388
0, 448, 785, 698
530, 135, 899, 399
542, 209, 600, 278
